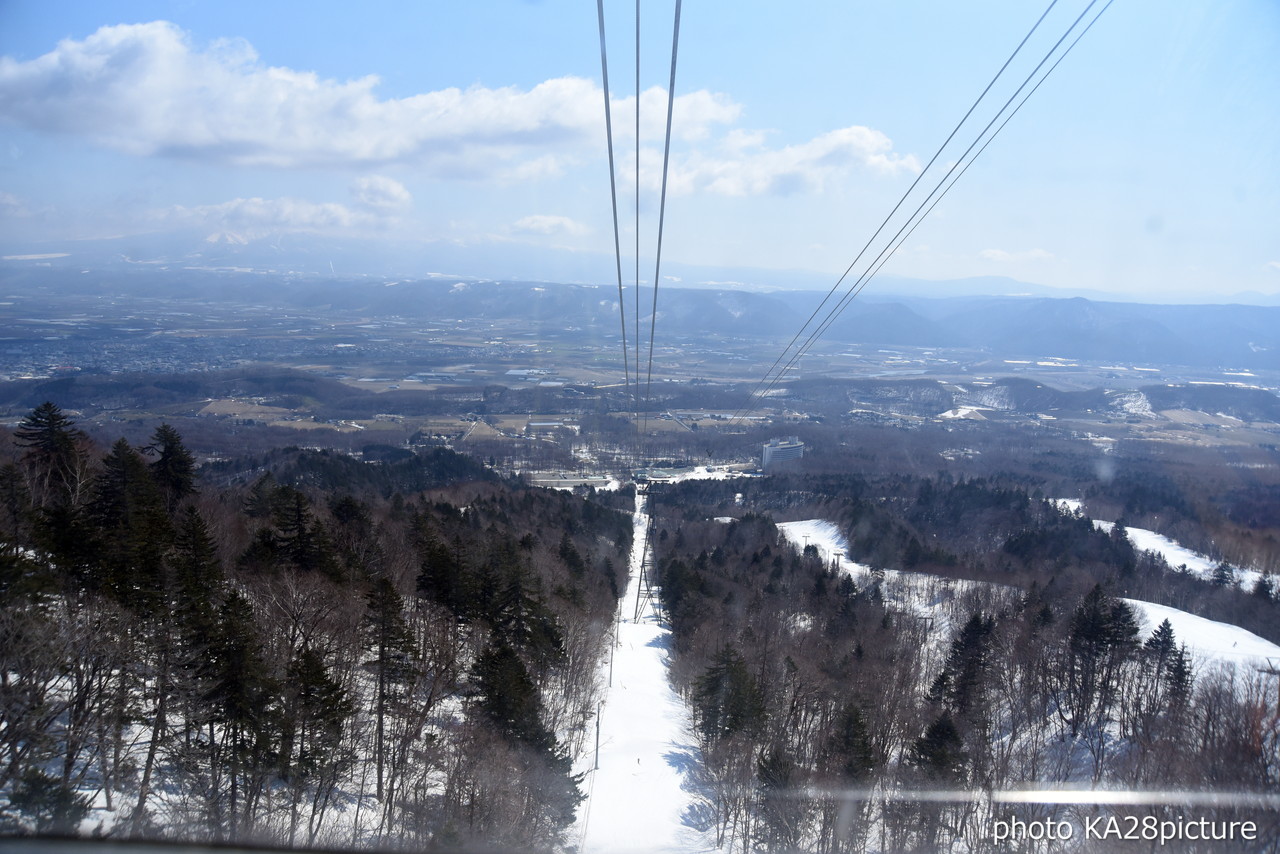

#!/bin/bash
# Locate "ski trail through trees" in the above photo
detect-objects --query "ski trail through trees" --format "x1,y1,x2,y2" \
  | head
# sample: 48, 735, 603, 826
575, 490, 712, 853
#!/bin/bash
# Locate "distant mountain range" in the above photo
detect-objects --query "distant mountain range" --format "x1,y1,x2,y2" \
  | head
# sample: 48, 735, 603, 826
4, 228, 1278, 305
3, 232, 1279, 372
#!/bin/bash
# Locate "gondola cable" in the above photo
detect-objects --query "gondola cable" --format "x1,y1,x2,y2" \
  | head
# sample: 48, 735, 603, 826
737, 0, 1108, 420
596, 0, 632, 410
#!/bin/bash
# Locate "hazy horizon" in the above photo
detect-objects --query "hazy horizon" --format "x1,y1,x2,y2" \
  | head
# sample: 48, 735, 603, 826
2, 1, 1278, 305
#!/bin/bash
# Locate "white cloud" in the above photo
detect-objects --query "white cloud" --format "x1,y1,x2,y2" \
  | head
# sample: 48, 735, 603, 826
611, 87, 741, 142
0, 21, 918, 201
651, 125, 920, 197
1267, 261, 1280, 271
0, 21, 736, 176
513, 215, 588, 237
351, 175, 411, 211
980, 248, 1054, 263
165, 196, 366, 234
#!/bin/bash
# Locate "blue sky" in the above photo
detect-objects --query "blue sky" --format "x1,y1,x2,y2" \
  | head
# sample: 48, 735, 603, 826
1, 0, 1277, 301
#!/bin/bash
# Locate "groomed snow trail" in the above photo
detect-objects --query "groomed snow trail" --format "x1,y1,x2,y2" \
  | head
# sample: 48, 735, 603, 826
575, 491, 713, 854
776, 520, 1280, 670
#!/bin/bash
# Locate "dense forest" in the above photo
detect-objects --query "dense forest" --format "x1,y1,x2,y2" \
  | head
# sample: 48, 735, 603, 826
0, 403, 631, 847
651, 475, 1280, 853
3, 398, 1279, 852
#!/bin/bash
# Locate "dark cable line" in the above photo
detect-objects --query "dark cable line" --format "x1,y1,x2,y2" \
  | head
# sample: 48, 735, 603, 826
642, 0, 682, 442
634, 0, 641, 418
732, 0, 1062, 422
596, 0, 631, 408
741, 0, 1105, 417
757, 0, 1101, 407
833, 0, 1116, 330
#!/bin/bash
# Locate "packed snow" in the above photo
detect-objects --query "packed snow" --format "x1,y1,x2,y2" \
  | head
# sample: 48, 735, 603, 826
1123, 599, 1280, 669
574, 491, 713, 854
778, 518, 1280, 674
1054, 500, 1265, 589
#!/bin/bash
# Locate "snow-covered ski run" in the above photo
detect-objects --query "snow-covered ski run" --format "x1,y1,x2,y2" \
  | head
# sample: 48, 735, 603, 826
574, 489, 714, 854
775, 519, 1280, 671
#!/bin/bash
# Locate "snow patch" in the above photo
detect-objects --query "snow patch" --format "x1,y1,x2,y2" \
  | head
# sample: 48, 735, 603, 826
1124, 599, 1280, 669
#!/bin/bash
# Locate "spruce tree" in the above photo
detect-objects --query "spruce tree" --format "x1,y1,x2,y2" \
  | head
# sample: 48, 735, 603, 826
88, 438, 172, 610
363, 576, 416, 800
145, 423, 197, 514
909, 713, 966, 782
695, 646, 766, 742
202, 592, 277, 841
14, 402, 87, 508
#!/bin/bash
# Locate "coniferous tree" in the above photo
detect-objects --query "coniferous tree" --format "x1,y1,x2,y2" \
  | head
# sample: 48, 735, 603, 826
202, 592, 277, 841
363, 576, 416, 801
14, 403, 94, 575
243, 473, 278, 519
145, 423, 197, 514
1062, 585, 1138, 736
472, 641, 552, 752
88, 438, 172, 610
0, 463, 31, 556
929, 612, 997, 720
909, 713, 966, 782
695, 646, 766, 743
828, 703, 875, 782
280, 646, 352, 845
13, 402, 89, 509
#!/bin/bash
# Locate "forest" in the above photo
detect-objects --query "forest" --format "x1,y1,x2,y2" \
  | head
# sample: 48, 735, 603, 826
0, 403, 631, 847
650, 475, 1280, 852
2, 397, 1279, 852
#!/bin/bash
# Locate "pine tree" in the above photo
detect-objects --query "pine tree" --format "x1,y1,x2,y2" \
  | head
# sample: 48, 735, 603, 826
243, 473, 278, 519
1063, 585, 1139, 736
280, 647, 352, 845
202, 592, 277, 841
14, 403, 93, 573
0, 463, 31, 556
1143, 618, 1177, 671
1211, 561, 1236, 587
145, 423, 197, 514
1252, 574, 1275, 602
828, 703, 875, 781
88, 438, 172, 610
695, 646, 766, 742
363, 576, 416, 800
13, 402, 88, 508
909, 713, 966, 781
929, 612, 997, 720
472, 641, 554, 752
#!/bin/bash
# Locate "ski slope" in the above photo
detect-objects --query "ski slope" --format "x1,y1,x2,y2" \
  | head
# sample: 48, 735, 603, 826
575, 491, 713, 854
777, 519, 1280, 671
1123, 598, 1280, 670
1054, 499, 1264, 589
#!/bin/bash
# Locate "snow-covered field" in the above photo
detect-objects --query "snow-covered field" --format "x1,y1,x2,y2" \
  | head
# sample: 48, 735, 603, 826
574, 491, 715, 854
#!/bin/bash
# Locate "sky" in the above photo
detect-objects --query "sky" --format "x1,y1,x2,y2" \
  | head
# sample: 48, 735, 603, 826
1, 0, 1277, 302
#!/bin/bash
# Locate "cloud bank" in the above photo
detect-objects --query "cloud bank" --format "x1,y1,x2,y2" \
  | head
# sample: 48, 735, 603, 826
0, 21, 918, 200
513, 215, 588, 236
166, 197, 365, 233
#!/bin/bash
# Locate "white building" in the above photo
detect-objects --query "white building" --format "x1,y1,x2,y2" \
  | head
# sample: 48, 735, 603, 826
762, 436, 804, 470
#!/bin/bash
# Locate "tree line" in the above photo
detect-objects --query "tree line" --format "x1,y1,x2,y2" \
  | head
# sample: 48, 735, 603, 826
651, 476, 1280, 853
1, 402, 630, 848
